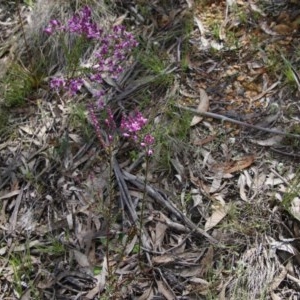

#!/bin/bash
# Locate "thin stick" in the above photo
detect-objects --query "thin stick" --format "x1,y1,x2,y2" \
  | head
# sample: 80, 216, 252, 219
176, 105, 300, 139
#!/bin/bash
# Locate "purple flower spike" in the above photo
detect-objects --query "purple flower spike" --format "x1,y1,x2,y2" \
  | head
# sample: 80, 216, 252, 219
141, 134, 155, 156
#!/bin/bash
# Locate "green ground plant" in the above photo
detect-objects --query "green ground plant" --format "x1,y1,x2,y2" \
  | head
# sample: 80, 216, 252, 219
137, 44, 170, 74
69, 103, 95, 141
281, 169, 300, 214
1, 63, 43, 107
36, 238, 66, 256
265, 48, 283, 76
152, 105, 191, 172
9, 248, 39, 299
0, 107, 9, 134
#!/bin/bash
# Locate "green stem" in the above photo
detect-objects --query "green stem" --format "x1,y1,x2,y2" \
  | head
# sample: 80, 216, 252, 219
106, 145, 113, 278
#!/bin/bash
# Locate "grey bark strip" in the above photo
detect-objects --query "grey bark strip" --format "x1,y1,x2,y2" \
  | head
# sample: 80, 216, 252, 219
113, 155, 138, 223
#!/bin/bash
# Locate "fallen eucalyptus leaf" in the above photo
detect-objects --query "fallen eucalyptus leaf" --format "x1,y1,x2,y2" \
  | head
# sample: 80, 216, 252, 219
190, 89, 209, 126
205, 205, 228, 231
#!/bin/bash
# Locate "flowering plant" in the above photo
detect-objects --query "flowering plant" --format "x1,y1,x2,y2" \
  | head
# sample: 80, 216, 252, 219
46, 6, 154, 156
89, 105, 154, 156
121, 111, 155, 156
45, 5, 138, 102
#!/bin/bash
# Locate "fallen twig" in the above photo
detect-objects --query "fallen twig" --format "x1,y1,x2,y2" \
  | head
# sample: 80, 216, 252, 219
176, 105, 300, 139
123, 170, 220, 245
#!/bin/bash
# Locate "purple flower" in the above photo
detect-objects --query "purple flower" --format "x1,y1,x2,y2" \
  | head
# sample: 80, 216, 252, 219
90, 73, 103, 83
44, 27, 53, 34
44, 19, 62, 35
147, 149, 154, 156
67, 6, 101, 38
95, 90, 106, 109
68, 78, 83, 95
141, 134, 155, 147
120, 111, 149, 143
113, 25, 125, 34
121, 111, 148, 136
97, 99, 105, 109
50, 19, 60, 26
104, 108, 116, 132
50, 77, 65, 90
141, 134, 155, 156
120, 112, 155, 155
88, 104, 107, 149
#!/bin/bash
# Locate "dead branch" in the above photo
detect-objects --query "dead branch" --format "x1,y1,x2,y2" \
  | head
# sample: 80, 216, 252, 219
176, 105, 300, 139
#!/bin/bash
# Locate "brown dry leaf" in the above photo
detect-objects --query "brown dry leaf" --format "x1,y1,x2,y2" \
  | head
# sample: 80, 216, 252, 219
177, 265, 203, 278
209, 171, 229, 193
250, 135, 283, 146
190, 89, 209, 126
269, 265, 287, 291
205, 204, 228, 231
0, 190, 21, 200
0, 240, 41, 256
290, 197, 300, 222
20, 289, 31, 300
199, 247, 214, 277
193, 135, 216, 146
9, 186, 24, 232
194, 15, 206, 35
125, 234, 138, 255
225, 155, 255, 174
86, 257, 108, 299
218, 277, 232, 300
170, 156, 185, 182
251, 80, 280, 101
238, 174, 249, 202
138, 287, 154, 300
19, 125, 34, 136
113, 13, 128, 26
73, 249, 90, 268
156, 280, 176, 300
267, 236, 298, 256
272, 24, 293, 35
153, 219, 167, 251
249, 2, 266, 16
153, 254, 174, 265
270, 292, 282, 300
